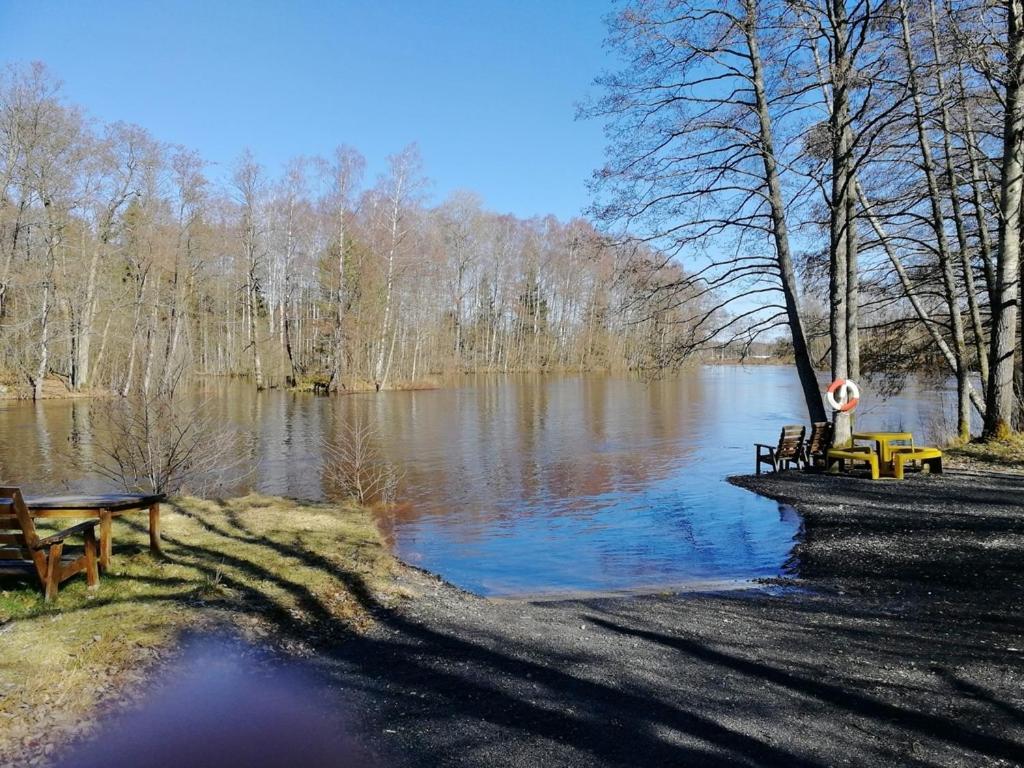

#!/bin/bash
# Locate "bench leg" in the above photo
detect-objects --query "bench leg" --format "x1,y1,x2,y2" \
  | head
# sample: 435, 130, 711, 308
44, 543, 63, 602
868, 457, 880, 481
84, 528, 99, 590
893, 456, 905, 481
99, 510, 113, 571
149, 503, 162, 554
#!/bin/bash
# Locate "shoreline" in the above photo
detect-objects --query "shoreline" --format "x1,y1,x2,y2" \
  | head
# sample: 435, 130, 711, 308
319, 469, 1024, 766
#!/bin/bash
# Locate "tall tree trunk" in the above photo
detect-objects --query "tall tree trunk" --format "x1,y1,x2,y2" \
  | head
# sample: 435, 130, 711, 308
333, 203, 347, 391
32, 269, 52, 401
845, 192, 860, 387
899, 0, 973, 440
984, 0, 1024, 438
744, 0, 827, 424
959, 76, 998, 302
828, 0, 854, 446
73, 245, 102, 391
374, 175, 403, 386
929, 0, 988, 393
250, 280, 263, 391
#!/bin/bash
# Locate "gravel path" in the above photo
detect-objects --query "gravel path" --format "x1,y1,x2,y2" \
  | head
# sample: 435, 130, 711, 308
324, 469, 1024, 767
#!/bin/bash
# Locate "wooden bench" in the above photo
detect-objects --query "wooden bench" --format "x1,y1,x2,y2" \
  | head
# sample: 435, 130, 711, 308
0, 486, 99, 601
891, 447, 942, 480
26, 493, 166, 572
802, 421, 834, 471
826, 448, 880, 480
755, 425, 806, 474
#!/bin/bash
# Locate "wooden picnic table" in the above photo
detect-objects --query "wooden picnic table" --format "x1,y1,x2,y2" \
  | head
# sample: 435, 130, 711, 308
25, 493, 166, 571
851, 434, 917, 475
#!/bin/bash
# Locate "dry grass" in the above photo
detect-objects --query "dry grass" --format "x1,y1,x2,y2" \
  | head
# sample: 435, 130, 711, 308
0, 494, 406, 763
945, 433, 1024, 471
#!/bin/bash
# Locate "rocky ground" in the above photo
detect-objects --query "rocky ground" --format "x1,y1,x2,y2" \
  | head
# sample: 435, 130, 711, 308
54, 470, 1024, 767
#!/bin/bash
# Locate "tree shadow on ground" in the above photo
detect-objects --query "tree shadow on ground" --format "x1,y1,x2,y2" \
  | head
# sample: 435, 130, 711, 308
25, 485, 1024, 768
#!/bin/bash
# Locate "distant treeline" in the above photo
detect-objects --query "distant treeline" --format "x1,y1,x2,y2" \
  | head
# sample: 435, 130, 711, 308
0, 63, 712, 399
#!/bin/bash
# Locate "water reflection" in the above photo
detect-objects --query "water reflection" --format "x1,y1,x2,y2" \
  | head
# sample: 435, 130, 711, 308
0, 367, 963, 596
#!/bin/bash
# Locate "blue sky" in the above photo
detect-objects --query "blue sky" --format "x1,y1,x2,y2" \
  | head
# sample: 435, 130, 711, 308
0, 0, 612, 219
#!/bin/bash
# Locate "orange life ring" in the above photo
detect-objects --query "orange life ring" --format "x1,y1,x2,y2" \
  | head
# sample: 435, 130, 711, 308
826, 378, 860, 412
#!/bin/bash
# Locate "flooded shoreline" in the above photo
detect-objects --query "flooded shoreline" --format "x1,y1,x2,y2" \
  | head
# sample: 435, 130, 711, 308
0, 367, 965, 595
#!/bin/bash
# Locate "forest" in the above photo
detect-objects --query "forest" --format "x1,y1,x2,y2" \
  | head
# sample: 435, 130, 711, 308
3, 0, 1024, 446
0, 62, 703, 401
586, 0, 1024, 442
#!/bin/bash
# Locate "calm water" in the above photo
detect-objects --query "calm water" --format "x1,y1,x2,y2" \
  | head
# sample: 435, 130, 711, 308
0, 366, 961, 596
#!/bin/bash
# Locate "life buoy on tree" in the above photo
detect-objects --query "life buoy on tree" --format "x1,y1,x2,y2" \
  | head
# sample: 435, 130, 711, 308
826, 378, 860, 412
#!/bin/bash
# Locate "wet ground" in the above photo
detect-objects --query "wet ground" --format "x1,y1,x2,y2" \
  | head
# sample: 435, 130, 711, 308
64, 469, 1024, 767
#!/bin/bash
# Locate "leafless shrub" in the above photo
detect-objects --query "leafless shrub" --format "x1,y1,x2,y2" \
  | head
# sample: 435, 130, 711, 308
85, 388, 249, 495
321, 420, 401, 505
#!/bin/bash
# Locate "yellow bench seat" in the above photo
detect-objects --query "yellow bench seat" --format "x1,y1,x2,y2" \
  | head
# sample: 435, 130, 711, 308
826, 448, 880, 480
891, 447, 942, 480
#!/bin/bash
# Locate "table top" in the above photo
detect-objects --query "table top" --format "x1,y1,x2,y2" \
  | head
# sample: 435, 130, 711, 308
25, 493, 165, 511
852, 431, 913, 442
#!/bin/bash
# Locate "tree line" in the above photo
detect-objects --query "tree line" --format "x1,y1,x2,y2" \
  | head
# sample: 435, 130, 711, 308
0, 63, 710, 400
587, 0, 1024, 441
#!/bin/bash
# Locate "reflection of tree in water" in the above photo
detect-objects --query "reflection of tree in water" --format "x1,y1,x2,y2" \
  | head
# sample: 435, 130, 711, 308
0, 368, 977, 591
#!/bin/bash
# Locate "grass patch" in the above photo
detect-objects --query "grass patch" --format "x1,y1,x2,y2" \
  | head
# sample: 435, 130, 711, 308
946, 433, 1024, 469
0, 494, 406, 763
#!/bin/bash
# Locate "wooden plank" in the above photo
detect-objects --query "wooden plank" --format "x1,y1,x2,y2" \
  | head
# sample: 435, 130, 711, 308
26, 494, 166, 512
61, 557, 86, 579
34, 520, 100, 548
0, 548, 35, 560
84, 529, 99, 589
29, 509, 102, 519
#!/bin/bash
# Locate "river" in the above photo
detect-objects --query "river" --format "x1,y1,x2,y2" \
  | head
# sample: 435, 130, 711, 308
0, 366, 961, 596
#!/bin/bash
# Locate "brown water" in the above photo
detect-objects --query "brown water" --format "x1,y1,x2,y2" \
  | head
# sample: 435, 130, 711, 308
0, 367, 961, 595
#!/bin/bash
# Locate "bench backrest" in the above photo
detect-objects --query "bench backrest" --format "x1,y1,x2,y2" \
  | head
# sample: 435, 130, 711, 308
0, 487, 43, 577
776, 425, 805, 459
806, 421, 834, 456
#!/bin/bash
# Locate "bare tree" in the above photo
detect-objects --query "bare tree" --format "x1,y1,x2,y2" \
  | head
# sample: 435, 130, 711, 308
582, 0, 828, 422
86, 375, 247, 494
232, 150, 266, 390
321, 419, 401, 505
985, 0, 1024, 437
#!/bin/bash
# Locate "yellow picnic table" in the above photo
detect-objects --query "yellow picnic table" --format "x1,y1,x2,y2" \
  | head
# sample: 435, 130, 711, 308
851, 431, 914, 477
